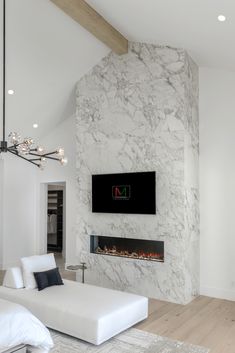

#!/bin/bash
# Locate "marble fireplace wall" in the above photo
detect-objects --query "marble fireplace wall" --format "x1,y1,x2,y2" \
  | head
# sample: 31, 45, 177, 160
75, 42, 199, 304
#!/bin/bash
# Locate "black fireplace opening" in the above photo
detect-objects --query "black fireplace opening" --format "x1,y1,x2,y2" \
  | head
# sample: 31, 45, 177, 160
90, 235, 164, 262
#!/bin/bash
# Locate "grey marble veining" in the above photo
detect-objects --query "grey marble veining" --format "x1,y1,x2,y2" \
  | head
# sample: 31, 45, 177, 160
75, 42, 199, 304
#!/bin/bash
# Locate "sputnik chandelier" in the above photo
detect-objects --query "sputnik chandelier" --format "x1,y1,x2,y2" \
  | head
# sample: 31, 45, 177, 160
0, 0, 67, 169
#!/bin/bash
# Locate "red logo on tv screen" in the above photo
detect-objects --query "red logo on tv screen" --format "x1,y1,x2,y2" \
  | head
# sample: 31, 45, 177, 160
112, 185, 131, 200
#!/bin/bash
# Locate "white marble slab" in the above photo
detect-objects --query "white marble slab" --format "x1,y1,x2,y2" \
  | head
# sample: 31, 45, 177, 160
75, 42, 199, 304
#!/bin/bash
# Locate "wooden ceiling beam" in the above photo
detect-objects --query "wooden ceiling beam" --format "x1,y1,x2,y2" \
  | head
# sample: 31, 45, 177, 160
50, 0, 128, 55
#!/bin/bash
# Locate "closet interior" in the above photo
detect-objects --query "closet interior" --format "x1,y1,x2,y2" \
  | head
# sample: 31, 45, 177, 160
47, 188, 63, 253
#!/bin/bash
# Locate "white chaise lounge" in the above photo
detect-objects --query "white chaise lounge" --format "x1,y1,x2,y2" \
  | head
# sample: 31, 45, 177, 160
0, 279, 148, 345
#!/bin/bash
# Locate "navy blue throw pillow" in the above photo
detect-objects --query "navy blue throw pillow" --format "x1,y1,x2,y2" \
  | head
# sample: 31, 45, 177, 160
34, 267, 64, 291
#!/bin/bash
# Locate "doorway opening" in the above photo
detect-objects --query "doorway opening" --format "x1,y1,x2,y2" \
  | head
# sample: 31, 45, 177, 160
47, 183, 66, 256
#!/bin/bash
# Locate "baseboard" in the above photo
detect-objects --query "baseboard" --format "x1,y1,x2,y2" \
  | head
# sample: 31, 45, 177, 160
200, 286, 235, 301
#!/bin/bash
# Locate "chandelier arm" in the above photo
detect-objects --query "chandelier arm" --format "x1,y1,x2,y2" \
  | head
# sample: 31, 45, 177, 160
8, 142, 27, 149
27, 152, 61, 161
2, 0, 6, 142
28, 152, 60, 162
7, 149, 40, 167
28, 152, 51, 158
41, 151, 58, 156
43, 156, 60, 161
9, 141, 31, 148
28, 152, 42, 157
28, 152, 60, 161
28, 152, 56, 158
8, 145, 18, 150
10, 143, 23, 147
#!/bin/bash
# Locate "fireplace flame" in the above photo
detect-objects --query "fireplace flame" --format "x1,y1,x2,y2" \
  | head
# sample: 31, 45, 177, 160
95, 245, 164, 262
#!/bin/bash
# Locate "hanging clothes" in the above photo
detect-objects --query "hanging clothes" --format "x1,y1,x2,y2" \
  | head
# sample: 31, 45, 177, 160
47, 214, 57, 234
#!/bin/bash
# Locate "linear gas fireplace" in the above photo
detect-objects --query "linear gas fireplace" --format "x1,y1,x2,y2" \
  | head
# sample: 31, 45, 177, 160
90, 235, 164, 262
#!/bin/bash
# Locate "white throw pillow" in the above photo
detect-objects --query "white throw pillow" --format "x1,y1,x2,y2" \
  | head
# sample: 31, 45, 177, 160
21, 253, 56, 289
3, 267, 24, 289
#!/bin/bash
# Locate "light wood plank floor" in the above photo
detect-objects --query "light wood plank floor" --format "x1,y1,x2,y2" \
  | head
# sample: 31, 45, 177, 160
0, 267, 234, 352
136, 296, 235, 353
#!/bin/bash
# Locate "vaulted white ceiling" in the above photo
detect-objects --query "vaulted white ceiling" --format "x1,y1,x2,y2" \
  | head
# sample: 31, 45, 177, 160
87, 0, 235, 71
1, 0, 234, 141
3, 0, 109, 140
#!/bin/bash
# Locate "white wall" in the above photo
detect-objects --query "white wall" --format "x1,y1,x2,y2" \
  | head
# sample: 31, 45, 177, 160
0, 158, 4, 268
1, 153, 37, 268
0, 113, 76, 269
200, 67, 235, 300
37, 115, 77, 265
0, 0, 109, 269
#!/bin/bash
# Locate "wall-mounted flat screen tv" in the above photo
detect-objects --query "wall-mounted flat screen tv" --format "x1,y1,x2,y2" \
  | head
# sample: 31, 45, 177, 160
92, 171, 156, 214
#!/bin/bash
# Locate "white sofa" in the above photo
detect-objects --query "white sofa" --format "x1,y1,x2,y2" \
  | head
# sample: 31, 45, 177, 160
0, 279, 148, 345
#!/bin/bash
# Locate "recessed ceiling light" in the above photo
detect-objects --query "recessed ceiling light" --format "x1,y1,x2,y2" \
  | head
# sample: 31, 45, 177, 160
218, 15, 226, 22
8, 89, 14, 95
33, 123, 39, 129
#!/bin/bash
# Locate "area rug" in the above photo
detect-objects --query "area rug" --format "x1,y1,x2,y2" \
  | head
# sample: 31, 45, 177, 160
50, 328, 210, 353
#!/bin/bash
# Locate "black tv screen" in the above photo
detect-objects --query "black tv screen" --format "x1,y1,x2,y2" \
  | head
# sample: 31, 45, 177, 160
92, 171, 156, 214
